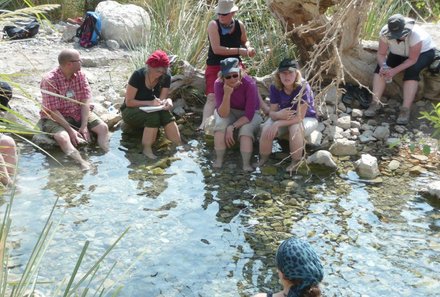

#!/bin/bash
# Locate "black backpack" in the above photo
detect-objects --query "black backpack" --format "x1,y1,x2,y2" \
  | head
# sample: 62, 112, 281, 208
0, 81, 12, 111
3, 18, 40, 40
76, 11, 101, 48
428, 48, 440, 75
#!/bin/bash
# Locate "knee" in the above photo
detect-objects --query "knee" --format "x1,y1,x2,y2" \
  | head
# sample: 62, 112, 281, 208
94, 123, 109, 135
206, 94, 215, 104
54, 131, 70, 146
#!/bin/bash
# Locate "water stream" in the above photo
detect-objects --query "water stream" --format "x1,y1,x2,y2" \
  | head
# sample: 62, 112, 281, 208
1, 130, 439, 296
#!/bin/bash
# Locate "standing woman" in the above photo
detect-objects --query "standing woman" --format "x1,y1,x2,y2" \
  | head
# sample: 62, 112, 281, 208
121, 50, 181, 159
259, 59, 318, 172
198, 0, 257, 131
213, 58, 262, 171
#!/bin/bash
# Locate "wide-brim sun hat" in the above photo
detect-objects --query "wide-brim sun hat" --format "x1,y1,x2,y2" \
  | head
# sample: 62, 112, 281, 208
215, 0, 238, 14
384, 14, 415, 40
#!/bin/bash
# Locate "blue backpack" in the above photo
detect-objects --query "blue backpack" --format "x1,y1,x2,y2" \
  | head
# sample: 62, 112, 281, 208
76, 11, 101, 48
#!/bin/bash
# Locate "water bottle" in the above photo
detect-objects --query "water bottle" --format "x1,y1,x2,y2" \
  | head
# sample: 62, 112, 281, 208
382, 62, 392, 84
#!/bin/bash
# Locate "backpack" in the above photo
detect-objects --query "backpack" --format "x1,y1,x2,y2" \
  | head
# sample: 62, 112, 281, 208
0, 81, 12, 111
428, 48, 440, 75
3, 18, 40, 40
76, 11, 101, 48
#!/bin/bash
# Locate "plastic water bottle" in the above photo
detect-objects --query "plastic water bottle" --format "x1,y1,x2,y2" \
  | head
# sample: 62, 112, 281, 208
382, 62, 392, 84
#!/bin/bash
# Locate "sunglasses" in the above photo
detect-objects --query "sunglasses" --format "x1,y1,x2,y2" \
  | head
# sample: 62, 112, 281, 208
217, 12, 231, 16
224, 73, 239, 80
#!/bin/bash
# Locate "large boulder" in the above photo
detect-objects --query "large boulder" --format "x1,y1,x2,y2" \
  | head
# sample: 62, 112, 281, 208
95, 1, 151, 48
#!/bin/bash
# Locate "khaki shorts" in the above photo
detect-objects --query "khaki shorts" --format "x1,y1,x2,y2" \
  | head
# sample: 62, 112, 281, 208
41, 112, 104, 134
214, 109, 262, 140
261, 117, 318, 141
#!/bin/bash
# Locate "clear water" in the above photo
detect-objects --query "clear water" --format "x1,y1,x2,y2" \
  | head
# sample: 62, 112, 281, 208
2, 130, 439, 296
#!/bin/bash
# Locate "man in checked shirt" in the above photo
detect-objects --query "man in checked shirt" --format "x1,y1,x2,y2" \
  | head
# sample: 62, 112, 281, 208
40, 49, 109, 170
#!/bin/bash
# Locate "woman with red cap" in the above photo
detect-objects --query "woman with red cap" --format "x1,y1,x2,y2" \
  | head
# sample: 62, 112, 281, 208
121, 50, 181, 159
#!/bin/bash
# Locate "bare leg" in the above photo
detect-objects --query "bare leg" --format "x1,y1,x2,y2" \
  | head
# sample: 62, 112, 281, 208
164, 121, 181, 145
240, 135, 254, 171
258, 124, 276, 166
54, 131, 90, 170
0, 155, 12, 185
142, 127, 159, 159
213, 130, 226, 168
198, 93, 216, 130
91, 122, 109, 152
0, 135, 16, 178
402, 80, 418, 109
365, 73, 386, 117
286, 124, 304, 172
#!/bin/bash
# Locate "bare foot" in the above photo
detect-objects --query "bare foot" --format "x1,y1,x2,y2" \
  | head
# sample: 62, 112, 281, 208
213, 159, 223, 169
286, 160, 300, 173
243, 164, 254, 172
80, 161, 91, 171
143, 150, 158, 159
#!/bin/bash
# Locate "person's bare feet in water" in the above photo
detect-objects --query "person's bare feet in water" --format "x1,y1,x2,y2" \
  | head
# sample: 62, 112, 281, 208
142, 148, 157, 159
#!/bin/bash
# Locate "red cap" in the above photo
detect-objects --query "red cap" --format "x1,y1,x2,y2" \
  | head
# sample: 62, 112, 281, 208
146, 50, 170, 68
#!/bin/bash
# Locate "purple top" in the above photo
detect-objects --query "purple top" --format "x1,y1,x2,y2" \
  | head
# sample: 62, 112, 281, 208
269, 81, 316, 118
214, 75, 260, 121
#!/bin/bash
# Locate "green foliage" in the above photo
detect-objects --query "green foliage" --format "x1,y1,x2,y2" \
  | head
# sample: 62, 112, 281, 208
420, 102, 440, 138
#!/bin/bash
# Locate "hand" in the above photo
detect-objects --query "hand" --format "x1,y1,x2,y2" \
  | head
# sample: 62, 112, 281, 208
277, 108, 295, 120
68, 129, 86, 147
223, 83, 234, 96
78, 126, 91, 142
150, 98, 162, 106
162, 98, 173, 111
247, 47, 256, 58
225, 125, 235, 148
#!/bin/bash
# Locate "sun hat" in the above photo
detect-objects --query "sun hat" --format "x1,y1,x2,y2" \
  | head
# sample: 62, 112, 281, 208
384, 14, 415, 40
146, 50, 170, 68
278, 58, 299, 72
276, 237, 324, 297
215, 0, 238, 14
220, 57, 240, 76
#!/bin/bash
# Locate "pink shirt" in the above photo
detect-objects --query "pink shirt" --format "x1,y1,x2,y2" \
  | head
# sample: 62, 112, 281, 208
40, 67, 92, 122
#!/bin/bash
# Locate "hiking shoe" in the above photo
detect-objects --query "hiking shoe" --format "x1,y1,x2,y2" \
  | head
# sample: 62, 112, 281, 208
364, 101, 380, 117
396, 106, 410, 125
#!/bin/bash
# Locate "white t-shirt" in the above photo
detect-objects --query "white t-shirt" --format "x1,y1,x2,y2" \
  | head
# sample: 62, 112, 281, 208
379, 22, 435, 57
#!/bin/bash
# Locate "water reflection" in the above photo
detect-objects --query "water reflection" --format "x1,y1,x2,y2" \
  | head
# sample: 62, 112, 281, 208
1, 130, 439, 296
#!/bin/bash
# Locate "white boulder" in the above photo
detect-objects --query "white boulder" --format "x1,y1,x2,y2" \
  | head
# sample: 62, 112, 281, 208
355, 154, 380, 179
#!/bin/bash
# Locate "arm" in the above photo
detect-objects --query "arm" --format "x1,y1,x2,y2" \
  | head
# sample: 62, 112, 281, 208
45, 108, 85, 146
387, 41, 422, 78
217, 83, 233, 118
159, 87, 174, 111
239, 21, 256, 58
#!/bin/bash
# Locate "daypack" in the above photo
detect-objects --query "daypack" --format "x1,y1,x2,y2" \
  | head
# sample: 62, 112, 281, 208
3, 18, 40, 40
428, 48, 440, 75
76, 11, 101, 48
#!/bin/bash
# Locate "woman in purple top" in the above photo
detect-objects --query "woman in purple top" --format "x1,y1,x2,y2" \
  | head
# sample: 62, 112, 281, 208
213, 57, 262, 171
259, 59, 318, 172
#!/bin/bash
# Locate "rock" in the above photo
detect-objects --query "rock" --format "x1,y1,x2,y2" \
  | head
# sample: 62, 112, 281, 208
386, 137, 400, 147
351, 108, 362, 118
307, 130, 322, 146
106, 39, 120, 50
373, 126, 390, 141
427, 181, 440, 199
411, 154, 429, 162
99, 113, 122, 129
359, 130, 376, 143
61, 24, 79, 42
394, 125, 407, 134
387, 160, 400, 171
355, 154, 380, 179
307, 150, 337, 169
323, 85, 338, 105
329, 139, 357, 156
336, 115, 351, 130
409, 165, 427, 175
324, 125, 344, 140
96, 0, 151, 48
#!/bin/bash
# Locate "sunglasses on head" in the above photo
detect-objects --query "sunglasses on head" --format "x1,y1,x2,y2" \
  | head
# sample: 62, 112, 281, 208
224, 73, 239, 80
217, 12, 231, 16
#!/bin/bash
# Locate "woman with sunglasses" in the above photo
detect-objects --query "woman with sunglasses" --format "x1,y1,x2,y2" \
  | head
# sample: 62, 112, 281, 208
213, 57, 262, 171
198, 0, 257, 132
121, 50, 181, 159
364, 14, 435, 125
258, 59, 318, 173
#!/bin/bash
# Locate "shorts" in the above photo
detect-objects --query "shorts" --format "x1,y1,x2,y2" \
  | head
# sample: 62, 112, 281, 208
41, 112, 104, 134
205, 65, 221, 95
262, 117, 318, 141
374, 49, 435, 81
122, 107, 175, 128
214, 108, 262, 140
